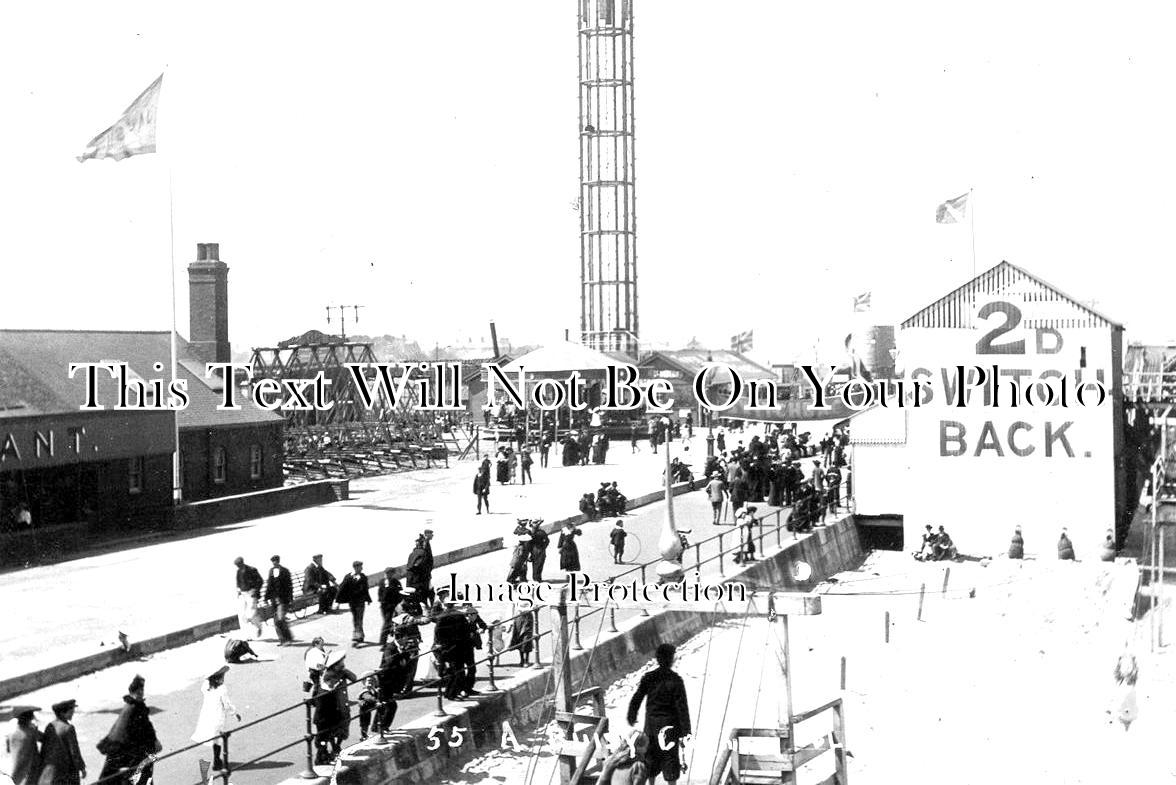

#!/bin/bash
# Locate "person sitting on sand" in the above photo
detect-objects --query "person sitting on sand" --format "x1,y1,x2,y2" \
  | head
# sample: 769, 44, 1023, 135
915, 525, 937, 561
932, 525, 957, 561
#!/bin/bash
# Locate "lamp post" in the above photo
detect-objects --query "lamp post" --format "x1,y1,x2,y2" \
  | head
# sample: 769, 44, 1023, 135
706, 412, 715, 458
655, 436, 685, 583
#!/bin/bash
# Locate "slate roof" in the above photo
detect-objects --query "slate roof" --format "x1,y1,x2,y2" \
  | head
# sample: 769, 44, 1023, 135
0, 330, 282, 429
500, 342, 619, 374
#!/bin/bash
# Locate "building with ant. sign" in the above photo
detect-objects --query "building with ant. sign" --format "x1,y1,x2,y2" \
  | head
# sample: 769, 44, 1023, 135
850, 261, 1128, 558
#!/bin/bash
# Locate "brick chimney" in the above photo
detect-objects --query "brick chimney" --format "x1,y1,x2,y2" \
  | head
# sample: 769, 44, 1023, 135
188, 242, 230, 364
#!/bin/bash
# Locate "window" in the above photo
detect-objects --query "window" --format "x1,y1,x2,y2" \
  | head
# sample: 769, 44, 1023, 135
129, 457, 145, 494
213, 447, 227, 484
250, 444, 263, 480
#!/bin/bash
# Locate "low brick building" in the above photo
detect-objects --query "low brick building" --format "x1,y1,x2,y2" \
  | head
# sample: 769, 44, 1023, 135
0, 243, 283, 542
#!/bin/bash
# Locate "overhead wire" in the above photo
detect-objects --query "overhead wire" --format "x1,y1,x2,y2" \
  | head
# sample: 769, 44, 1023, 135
706, 595, 757, 777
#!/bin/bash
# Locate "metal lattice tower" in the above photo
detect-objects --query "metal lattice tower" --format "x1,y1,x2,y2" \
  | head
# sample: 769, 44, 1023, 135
579, 0, 638, 356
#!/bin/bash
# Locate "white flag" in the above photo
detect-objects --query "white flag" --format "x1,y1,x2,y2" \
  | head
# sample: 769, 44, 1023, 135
78, 74, 163, 163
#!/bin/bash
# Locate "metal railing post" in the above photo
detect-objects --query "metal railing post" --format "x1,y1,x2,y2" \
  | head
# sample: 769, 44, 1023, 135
487, 647, 499, 692
300, 700, 318, 779
608, 605, 618, 633
694, 543, 701, 571
639, 566, 650, 616
532, 610, 544, 667
219, 732, 231, 785
434, 676, 448, 717
718, 532, 725, 575
572, 604, 583, 651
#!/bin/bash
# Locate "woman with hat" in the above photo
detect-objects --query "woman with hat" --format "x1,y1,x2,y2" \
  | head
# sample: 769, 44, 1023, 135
3, 706, 41, 785
97, 675, 160, 785
506, 587, 535, 667
506, 523, 532, 584
191, 666, 240, 773
558, 523, 583, 573
36, 700, 84, 785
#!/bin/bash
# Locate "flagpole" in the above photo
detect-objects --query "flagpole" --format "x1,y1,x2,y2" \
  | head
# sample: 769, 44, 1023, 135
169, 167, 182, 504
969, 187, 976, 278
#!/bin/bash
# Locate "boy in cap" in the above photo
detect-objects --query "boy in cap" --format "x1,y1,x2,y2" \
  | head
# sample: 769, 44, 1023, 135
610, 520, 627, 564
627, 644, 691, 785
38, 699, 85, 785
303, 637, 328, 692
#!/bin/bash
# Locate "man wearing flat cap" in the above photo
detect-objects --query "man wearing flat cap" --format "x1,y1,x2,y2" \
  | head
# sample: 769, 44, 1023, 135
36, 699, 84, 785
303, 554, 338, 615
3, 706, 41, 785
264, 556, 295, 646
337, 561, 371, 646
232, 557, 264, 639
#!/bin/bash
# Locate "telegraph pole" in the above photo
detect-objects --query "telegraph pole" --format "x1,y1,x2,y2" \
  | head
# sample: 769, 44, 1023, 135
325, 304, 364, 340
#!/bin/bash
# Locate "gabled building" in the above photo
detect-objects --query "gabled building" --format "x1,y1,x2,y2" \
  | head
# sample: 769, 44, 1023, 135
850, 261, 1127, 557
638, 349, 775, 420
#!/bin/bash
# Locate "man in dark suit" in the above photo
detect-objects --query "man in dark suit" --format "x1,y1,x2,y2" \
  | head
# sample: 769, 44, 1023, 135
431, 597, 472, 700
303, 554, 337, 615
406, 530, 435, 605
337, 561, 372, 646
264, 555, 295, 645
377, 569, 402, 648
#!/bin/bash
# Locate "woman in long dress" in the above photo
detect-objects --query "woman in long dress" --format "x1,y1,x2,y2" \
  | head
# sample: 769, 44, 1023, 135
495, 448, 510, 484
191, 666, 240, 772
507, 602, 535, 666
558, 525, 583, 572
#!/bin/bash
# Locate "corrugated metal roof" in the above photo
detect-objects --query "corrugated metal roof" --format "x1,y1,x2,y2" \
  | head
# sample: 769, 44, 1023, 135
0, 330, 281, 429
901, 261, 1122, 330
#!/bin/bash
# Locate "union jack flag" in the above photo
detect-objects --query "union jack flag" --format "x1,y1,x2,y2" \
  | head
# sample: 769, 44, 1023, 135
730, 330, 753, 353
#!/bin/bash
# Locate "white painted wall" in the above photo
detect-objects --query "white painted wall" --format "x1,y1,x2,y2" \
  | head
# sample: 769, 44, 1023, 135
852, 298, 1117, 559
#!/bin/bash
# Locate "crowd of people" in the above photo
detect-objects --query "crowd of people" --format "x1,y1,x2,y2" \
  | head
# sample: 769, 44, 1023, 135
213, 528, 560, 770
507, 518, 586, 580
700, 425, 850, 534
1, 415, 855, 785
577, 481, 629, 520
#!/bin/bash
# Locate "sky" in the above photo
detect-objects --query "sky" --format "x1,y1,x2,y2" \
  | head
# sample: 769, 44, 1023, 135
2, 1, 1175, 367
